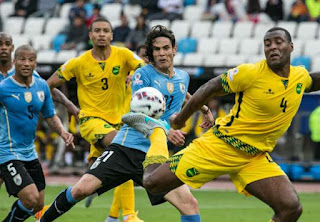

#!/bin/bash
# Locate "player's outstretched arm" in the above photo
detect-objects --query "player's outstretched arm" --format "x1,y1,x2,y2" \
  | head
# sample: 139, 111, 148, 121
308, 72, 320, 92
45, 115, 75, 149
170, 75, 226, 129
48, 71, 80, 120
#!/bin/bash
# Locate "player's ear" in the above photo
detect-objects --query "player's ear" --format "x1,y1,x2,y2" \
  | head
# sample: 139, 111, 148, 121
173, 44, 177, 55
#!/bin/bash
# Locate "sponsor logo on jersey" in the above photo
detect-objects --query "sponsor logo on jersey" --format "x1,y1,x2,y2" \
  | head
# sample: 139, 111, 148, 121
228, 67, 238, 81
296, 83, 302, 94
99, 62, 105, 71
11, 94, 20, 100
264, 89, 274, 94
281, 80, 289, 89
186, 167, 199, 177
24, 92, 32, 103
37, 91, 45, 102
167, 82, 174, 94
87, 73, 94, 78
133, 73, 143, 85
179, 83, 186, 94
112, 66, 120, 75
154, 80, 161, 87
13, 174, 22, 186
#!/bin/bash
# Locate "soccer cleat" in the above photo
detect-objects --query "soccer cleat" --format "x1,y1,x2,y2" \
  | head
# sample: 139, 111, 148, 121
35, 205, 49, 221
84, 193, 98, 208
122, 112, 169, 138
124, 211, 144, 222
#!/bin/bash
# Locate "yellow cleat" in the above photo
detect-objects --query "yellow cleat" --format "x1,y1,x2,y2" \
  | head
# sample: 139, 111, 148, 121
124, 211, 144, 222
35, 205, 49, 221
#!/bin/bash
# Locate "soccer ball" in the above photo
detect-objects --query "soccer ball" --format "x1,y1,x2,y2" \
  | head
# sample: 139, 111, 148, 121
130, 87, 166, 119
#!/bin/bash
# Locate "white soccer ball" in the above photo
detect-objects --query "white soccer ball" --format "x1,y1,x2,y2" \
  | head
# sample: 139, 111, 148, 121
130, 87, 166, 119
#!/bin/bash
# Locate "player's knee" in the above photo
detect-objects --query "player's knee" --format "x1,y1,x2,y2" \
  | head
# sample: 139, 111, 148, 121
21, 192, 40, 209
143, 174, 162, 194
180, 195, 199, 215
278, 196, 302, 219
71, 185, 91, 200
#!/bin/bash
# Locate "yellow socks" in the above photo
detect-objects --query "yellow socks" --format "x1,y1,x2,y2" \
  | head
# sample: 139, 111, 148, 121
143, 128, 168, 169
109, 180, 135, 218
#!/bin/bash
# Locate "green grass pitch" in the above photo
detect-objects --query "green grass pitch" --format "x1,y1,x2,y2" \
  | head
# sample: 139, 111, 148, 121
1, 185, 319, 221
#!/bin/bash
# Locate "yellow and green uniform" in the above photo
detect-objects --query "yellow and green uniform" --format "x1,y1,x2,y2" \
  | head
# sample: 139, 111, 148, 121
170, 60, 312, 194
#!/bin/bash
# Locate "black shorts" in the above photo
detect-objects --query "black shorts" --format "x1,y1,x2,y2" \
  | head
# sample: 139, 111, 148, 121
0, 159, 46, 197
87, 144, 166, 205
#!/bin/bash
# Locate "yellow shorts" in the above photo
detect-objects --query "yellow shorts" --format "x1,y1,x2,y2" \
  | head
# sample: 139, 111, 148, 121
79, 117, 121, 160
169, 128, 285, 195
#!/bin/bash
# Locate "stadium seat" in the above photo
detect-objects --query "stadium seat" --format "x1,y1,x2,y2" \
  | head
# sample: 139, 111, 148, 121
253, 22, 275, 39
60, 3, 73, 18
101, 3, 122, 21
36, 50, 56, 63
291, 56, 311, 71
123, 4, 142, 21
211, 21, 233, 39
277, 21, 297, 38
197, 37, 219, 55
291, 39, 304, 58
177, 37, 197, 54
233, 21, 254, 38
190, 21, 212, 39
173, 52, 184, 66
183, 5, 203, 21
310, 56, 320, 72
0, 1, 14, 19
239, 38, 260, 56
304, 40, 320, 58
52, 34, 67, 52
182, 53, 204, 66
149, 19, 170, 29
56, 50, 77, 63
247, 54, 265, 63
217, 38, 239, 55
4, 17, 25, 34
31, 35, 53, 51
283, 0, 295, 19
203, 54, 226, 67
45, 18, 68, 36
170, 20, 190, 41
23, 17, 46, 36
11, 35, 31, 48
225, 54, 247, 67
296, 22, 318, 40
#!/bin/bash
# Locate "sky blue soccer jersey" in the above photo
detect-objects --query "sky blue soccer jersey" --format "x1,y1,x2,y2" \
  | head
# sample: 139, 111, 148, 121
112, 64, 190, 153
0, 75, 55, 164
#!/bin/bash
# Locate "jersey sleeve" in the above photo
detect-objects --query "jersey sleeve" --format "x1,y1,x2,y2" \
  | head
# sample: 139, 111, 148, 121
123, 48, 144, 72
305, 71, 313, 91
41, 81, 56, 118
131, 68, 151, 94
57, 57, 80, 81
221, 63, 256, 94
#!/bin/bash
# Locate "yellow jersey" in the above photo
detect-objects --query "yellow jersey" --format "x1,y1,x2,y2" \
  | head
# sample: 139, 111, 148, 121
58, 46, 143, 124
216, 60, 312, 153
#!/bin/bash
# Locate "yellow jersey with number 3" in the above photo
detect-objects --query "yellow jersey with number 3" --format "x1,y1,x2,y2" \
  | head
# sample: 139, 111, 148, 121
58, 46, 143, 124
216, 59, 312, 153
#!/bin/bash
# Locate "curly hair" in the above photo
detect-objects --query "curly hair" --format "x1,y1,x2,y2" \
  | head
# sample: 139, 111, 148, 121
145, 25, 176, 63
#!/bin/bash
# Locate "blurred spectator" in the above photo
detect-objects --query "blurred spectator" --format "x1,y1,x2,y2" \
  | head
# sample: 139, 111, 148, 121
112, 13, 131, 46
148, 0, 184, 21
202, 0, 220, 21
86, 3, 101, 27
33, 0, 57, 17
138, 0, 162, 19
125, 14, 149, 51
264, 0, 284, 21
288, 0, 309, 22
0, 17, 2, 31
306, 0, 320, 22
69, 0, 86, 23
11, 0, 38, 18
247, 0, 260, 22
61, 15, 88, 51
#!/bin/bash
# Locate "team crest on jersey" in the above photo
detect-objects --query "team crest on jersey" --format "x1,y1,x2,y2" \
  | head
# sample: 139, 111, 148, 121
133, 73, 143, 85
37, 91, 45, 102
13, 174, 22, 186
296, 83, 303, 94
24, 92, 32, 103
179, 83, 186, 94
186, 167, 199, 177
228, 67, 238, 81
112, 66, 120, 75
167, 82, 174, 93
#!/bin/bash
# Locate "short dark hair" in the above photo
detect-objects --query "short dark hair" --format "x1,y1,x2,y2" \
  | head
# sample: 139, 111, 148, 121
89, 17, 112, 31
14, 45, 36, 58
145, 25, 176, 63
265, 27, 292, 42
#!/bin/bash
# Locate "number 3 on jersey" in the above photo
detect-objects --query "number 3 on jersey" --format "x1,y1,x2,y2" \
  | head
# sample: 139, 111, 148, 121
101, 78, 108, 90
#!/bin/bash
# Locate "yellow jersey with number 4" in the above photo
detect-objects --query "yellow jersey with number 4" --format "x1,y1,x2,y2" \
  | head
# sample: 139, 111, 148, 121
216, 59, 312, 153
58, 46, 143, 124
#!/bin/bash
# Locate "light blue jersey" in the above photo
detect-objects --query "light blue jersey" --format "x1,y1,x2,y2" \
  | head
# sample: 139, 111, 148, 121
113, 64, 190, 153
0, 75, 55, 164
